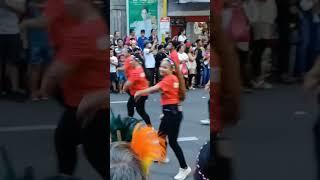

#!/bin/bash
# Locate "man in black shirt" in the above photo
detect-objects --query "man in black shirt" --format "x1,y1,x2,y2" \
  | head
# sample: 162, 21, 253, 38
195, 39, 204, 88
155, 45, 167, 83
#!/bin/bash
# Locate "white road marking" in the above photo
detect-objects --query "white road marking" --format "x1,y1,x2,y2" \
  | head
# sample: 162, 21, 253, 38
0, 125, 56, 133
200, 119, 210, 125
111, 100, 152, 104
177, 137, 199, 142
111, 101, 128, 104
294, 111, 308, 115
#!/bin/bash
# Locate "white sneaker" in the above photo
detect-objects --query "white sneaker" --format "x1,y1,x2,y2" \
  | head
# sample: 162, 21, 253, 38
174, 166, 191, 180
154, 157, 170, 164
163, 157, 170, 163
200, 119, 210, 125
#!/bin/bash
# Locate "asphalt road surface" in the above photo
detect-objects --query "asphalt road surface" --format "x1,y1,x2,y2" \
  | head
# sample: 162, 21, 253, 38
0, 88, 210, 180
228, 84, 318, 180
0, 84, 317, 180
111, 89, 210, 180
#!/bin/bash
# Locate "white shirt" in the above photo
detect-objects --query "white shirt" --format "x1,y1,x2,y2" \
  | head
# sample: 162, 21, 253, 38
110, 56, 118, 73
178, 52, 189, 63
249, 0, 277, 40
143, 48, 156, 68
178, 35, 187, 43
114, 47, 123, 56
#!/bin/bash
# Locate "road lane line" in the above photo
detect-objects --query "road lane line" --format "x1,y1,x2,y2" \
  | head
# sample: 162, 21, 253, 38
111, 101, 128, 104
177, 137, 198, 142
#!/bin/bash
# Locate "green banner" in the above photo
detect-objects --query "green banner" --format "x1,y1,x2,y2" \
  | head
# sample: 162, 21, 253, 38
127, 0, 158, 38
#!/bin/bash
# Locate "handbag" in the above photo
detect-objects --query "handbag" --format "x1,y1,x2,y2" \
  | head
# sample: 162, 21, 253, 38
228, 7, 250, 42
181, 63, 189, 75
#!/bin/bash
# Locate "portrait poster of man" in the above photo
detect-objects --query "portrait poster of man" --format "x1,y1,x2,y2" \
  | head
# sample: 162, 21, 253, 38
127, 0, 158, 37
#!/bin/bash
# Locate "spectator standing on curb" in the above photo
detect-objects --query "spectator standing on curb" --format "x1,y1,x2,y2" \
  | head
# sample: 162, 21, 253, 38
137, 29, 148, 51
143, 40, 157, 86
0, 0, 26, 101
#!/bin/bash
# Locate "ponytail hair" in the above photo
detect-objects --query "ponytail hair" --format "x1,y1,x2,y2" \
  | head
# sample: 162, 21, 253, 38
174, 63, 186, 102
163, 58, 186, 101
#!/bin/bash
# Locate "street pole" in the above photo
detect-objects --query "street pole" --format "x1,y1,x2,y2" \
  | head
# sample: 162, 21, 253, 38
162, 0, 167, 17
161, 0, 167, 43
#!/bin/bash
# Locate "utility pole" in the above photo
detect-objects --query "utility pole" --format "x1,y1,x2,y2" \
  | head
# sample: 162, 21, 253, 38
162, 0, 167, 17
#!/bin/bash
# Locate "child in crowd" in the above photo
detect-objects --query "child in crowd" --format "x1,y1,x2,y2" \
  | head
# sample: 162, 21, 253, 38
202, 44, 210, 87
110, 49, 118, 93
187, 46, 197, 90
117, 54, 126, 94
177, 44, 189, 89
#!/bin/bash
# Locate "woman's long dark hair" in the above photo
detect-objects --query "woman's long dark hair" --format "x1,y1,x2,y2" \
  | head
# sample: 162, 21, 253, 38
174, 62, 186, 102
176, 44, 183, 52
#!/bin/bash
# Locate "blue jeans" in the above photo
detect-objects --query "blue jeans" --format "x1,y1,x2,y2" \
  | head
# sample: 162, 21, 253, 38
29, 46, 53, 65
202, 65, 210, 86
310, 21, 320, 68
295, 12, 313, 75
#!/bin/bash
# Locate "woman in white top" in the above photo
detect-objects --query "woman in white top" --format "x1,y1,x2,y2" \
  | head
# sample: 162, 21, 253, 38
178, 29, 187, 43
187, 47, 197, 89
177, 44, 189, 89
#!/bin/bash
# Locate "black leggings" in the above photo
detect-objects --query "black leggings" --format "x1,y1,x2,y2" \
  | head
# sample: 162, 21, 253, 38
251, 39, 273, 79
127, 95, 152, 126
145, 68, 155, 86
158, 105, 187, 169
195, 63, 202, 86
55, 107, 107, 179
184, 77, 188, 89
237, 49, 252, 88
188, 74, 195, 87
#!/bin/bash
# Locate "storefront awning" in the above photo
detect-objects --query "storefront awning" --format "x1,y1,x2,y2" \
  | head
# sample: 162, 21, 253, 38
168, 0, 210, 16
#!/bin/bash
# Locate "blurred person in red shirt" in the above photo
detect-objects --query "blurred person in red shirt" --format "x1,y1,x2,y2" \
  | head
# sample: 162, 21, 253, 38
22, 0, 108, 178
210, 4, 241, 180
167, 41, 181, 67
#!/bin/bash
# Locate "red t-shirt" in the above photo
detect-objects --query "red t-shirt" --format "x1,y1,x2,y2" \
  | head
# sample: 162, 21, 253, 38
44, 0, 79, 51
170, 50, 180, 67
56, 18, 108, 107
127, 66, 148, 96
157, 74, 180, 105
124, 56, 133, 78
